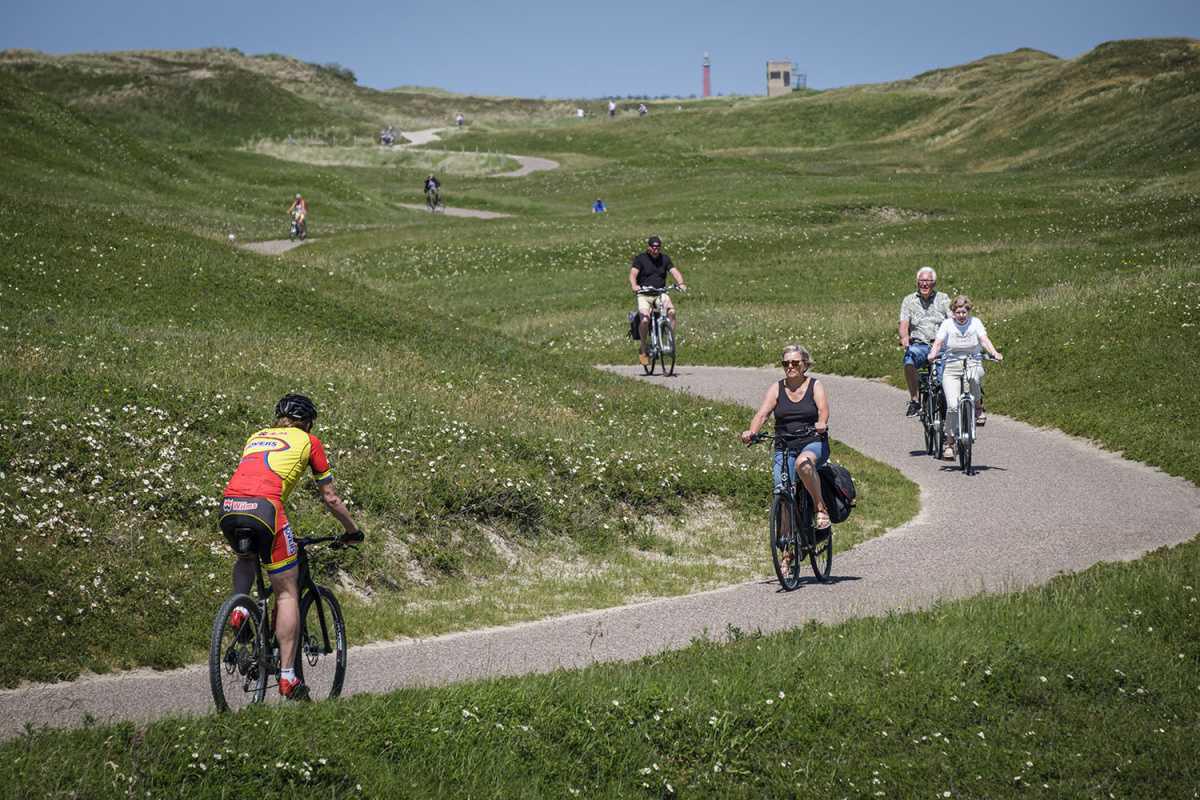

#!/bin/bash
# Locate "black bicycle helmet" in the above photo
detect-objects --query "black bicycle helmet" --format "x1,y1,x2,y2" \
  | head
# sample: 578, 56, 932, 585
275, 393, 318, 423
647, 235, 662, 247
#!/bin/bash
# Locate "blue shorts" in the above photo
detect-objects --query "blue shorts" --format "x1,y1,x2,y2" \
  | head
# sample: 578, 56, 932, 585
773, 440, 829, 491
905, 343, 944, 381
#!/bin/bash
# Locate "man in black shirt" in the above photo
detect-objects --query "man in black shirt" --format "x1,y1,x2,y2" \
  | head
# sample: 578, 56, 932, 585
628, 235, 687, 366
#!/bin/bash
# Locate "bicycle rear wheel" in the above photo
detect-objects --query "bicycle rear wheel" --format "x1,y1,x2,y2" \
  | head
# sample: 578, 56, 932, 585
296, 586, 347, 700
659, 322, 676, 376
798, 491, 833, 582
209, 593, 267, 712
770, 493, 802, 591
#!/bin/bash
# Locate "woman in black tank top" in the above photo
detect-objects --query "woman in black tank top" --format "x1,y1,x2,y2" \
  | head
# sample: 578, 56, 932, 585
739, 345, 833, 530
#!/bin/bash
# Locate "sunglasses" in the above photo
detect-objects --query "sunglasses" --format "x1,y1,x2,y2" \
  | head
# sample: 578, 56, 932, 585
782, 360, 805, 368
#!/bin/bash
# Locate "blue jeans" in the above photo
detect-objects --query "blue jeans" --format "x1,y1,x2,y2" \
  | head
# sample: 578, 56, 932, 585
773, 440, 829, 492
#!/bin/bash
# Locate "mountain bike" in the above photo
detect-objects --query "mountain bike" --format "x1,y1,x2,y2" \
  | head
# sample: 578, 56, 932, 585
917, 361, 945, 457
209, 533, 352, 712
749, 431, 833, 588
636, 285, 681, 376
939, 354, 999, 476
425, 188, 443, 213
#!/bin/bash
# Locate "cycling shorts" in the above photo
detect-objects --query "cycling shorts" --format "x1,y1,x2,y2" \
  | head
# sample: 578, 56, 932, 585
637, 293, 674, 316
219, 496, 297, 574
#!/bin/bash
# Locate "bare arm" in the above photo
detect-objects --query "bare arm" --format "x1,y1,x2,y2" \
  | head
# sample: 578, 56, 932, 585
979, 333, 1002, 361
669, 266, 686, 290
898, 318, 911, 349
319, 481, 358, 533
813, 380, 829, 433
740, 383, 779, 443
629, 266, 641, 293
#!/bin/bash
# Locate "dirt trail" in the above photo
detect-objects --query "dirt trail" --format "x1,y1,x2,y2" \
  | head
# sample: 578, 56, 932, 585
2, 367, 1196, 740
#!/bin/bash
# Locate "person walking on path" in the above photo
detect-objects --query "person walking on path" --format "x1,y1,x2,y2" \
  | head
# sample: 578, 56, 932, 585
740, 345, 833, 531
899, 266, 950, 417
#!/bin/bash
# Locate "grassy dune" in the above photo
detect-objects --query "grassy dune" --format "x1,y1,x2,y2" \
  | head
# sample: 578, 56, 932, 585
1, 37, 1198, 797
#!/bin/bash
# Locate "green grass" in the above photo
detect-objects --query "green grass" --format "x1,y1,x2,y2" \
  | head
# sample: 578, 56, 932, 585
4, 537, 1198, 798
1, 35, 1199, 797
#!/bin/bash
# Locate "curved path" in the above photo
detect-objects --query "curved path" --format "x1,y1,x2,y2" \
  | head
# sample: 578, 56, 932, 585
237, 239, 307, 255
396, 203, 511, 220
2, 367, 1196, 740
400, 127, 559, 178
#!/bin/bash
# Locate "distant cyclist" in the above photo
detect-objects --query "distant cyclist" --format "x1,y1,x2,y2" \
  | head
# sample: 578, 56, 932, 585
289, 192, 308, 226
220, 394, 363, 700
424, 174, 441, 207
629, 235, 687, 367
899, 266, 950, 417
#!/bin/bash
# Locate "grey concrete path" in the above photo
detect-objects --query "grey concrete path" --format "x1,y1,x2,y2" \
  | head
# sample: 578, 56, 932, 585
237, 238, 307, 255
397, 202, 511, 220
2, 367, 1197, 740
401, 127, 558, 178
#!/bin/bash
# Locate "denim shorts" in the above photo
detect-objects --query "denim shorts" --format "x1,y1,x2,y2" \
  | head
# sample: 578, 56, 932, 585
905, 342, 945, 381
773, 440, 829, 491
903, 342, 931, 368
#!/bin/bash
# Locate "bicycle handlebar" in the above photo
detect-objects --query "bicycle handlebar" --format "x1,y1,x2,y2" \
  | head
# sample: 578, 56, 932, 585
636, 284, 684, 295
746, 427, 827, 446
928, 353, 1001, 363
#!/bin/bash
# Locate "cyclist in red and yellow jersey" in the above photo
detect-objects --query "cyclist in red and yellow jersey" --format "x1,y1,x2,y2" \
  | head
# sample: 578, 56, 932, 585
220, 393, 363, 699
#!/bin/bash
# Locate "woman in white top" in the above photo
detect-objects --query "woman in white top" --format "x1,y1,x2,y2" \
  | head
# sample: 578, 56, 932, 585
928, 295, 1003, 459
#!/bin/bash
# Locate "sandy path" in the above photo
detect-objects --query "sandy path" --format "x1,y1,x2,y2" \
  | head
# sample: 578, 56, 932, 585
2, 366, 1196, 740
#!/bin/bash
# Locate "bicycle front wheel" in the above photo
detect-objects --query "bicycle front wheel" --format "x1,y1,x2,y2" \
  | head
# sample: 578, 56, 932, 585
959, 399, 974, 475
920, 390, 936, 455
770, 493, 801, 591
209, 593, 267, 712
296, 586, 347, 700
659, 322, 676, 376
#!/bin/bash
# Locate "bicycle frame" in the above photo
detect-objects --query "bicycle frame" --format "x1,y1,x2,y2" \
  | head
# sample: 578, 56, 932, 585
239, 535, 338, 679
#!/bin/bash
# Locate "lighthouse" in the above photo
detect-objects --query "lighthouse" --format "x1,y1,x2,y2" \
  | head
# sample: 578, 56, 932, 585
702, 52, 711, 98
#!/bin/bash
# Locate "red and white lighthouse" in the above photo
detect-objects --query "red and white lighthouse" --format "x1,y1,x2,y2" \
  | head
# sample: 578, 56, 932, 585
702, 52, 711, 97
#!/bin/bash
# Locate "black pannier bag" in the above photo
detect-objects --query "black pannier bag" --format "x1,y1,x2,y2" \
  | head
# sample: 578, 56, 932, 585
628, 311, 641, 340
818, 461, 856, 523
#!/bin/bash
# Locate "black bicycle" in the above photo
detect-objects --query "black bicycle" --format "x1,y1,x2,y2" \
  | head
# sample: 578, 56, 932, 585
749, 431, 833, 588
425, 188, 444, 213
209, 533, 351, 712
917, 361, 945, 457
636, 284, 681, 376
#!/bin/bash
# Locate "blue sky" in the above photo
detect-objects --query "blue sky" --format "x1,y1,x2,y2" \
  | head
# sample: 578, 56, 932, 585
3, 0, 1198, 97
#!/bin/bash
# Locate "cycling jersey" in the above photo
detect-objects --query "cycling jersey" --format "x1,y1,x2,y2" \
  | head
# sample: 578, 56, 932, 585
224, 426, 333, 504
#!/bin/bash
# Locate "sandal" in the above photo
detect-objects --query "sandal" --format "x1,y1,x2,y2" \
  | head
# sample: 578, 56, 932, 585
942, 439, 956, 460
815, 511, 832, 530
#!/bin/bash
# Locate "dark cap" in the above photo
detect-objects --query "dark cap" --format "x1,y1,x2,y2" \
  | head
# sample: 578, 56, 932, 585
647, 235, 662, 247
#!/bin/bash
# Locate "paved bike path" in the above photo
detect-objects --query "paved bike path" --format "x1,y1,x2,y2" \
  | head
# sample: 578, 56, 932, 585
2, 367, 1197, 740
